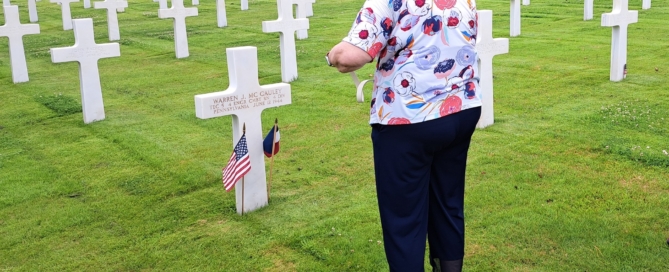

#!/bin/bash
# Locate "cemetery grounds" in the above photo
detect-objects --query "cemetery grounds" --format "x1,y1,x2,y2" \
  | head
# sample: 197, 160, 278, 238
0, 0, 668, 270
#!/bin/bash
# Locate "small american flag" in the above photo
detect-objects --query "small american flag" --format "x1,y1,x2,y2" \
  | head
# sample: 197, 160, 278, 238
222, 134, 251, 192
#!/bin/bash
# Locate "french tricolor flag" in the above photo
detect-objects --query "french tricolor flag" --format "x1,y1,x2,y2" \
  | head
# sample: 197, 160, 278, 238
263, 125, 280, 158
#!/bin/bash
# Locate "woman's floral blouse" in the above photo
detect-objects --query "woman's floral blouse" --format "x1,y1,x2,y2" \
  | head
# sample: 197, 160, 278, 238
343, 0, 482, 125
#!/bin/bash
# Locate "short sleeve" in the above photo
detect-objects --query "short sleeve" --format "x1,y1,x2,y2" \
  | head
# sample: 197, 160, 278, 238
342, 0, 395, 59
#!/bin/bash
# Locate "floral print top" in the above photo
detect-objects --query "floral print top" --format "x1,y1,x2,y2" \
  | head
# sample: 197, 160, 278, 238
343, 0, 482, 125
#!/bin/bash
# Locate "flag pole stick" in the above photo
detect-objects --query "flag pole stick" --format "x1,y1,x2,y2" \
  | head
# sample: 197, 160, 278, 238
241, 123, 246, 216
241, 176, 245, 216
268, 118, 277, 202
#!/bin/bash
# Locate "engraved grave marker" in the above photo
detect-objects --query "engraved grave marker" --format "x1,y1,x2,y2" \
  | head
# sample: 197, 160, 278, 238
28, 0, 38, 22
0, 5, 40, 83
194, 46, 292, 214
154, 0, 167, 9
601, 0, 637, 81
262, 0, 309, 82
50, 0, 79, 30
584, 0, 593, 20
50, 19, 120, 123
510, 0, 520, 37
158, 0, 198, 58
476, 10, 509, 129
294, 0, 315, 39
94, 0, 127, 41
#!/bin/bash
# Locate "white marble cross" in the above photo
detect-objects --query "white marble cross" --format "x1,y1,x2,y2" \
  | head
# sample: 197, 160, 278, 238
154, 0, 167, 9
584, 0, 593, 20
510, 0, 520, 37
642, 0, 650, 9
262, 0, 309, 82
241, 0, 247, 10
476, 10, 509, 129
0, 5, 40, 83
50, 19, 120, 124
194, 46, 292, 215
192, 0, 198, 5
601, 0, 637, 82
84, 0, 90, 8
217, 0, 227, 27
158, 0, 198, 58
294, 0, 315, 39
28, 0, 39, 22
94, 0, 127, 41
2, 0, 9, 6
50, 0, 79, 30
522, 0, 529, 5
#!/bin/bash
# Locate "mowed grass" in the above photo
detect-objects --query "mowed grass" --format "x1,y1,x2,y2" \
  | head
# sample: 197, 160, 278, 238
0, 0, 668, 270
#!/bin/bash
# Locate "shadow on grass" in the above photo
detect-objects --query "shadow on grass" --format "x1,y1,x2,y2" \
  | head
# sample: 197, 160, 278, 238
34, 93, 81, 117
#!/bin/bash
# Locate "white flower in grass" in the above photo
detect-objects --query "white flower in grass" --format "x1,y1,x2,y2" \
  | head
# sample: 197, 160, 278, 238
349, 22, 378, 50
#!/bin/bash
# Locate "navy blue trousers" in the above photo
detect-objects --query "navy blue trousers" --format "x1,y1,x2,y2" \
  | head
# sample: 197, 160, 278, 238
371, 107, 481, 272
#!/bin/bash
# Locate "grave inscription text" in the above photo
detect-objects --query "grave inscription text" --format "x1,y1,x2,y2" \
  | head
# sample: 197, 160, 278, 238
208, 88, 287, 114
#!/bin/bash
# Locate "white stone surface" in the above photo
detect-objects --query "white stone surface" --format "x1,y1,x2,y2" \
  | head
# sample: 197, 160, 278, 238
192, 0, 198, 5
2, 0, 9, 6
154, 0, 167, 9
50, 0, 79, 30
522, 0, 529, 5
601, 0, 637, 82
50, 19, 120, 124
83, 0, 90, 8
476, 10, 509, 129
28, 0, 38, 22
194, 46, 292, 215
642, 0, 650, 9
116, 0, 125, 12
158, 0, 197, 58
0, 5, 40, 83
241, 0, 247, 10
584, 0, 593, 20
294, 0, 315, 39
510, 0, 520, 37
94, 0, 127, 41
217, 0, 227, 27
262, 0, 309, 82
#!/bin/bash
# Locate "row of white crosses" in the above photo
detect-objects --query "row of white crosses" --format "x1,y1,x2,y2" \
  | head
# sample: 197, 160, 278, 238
504, 0, 643, 83
483, 0, 646, 128
2, 0, 314, 83
512, 0, 651, 37
155, 0, 311, 82
586, 0, 650, 20
2, 0, 41, 23
47, 0, 128, 31
0, 0, 310, 131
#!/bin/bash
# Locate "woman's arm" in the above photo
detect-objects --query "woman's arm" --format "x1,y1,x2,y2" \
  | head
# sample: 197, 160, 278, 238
327, 42, 374, 73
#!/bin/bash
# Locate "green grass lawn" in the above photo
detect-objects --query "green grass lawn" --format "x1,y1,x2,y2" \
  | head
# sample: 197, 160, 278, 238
1, 0, 668, 270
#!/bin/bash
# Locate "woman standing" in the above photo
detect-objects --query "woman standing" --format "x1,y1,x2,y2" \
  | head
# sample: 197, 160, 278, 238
327, 0, 481, 271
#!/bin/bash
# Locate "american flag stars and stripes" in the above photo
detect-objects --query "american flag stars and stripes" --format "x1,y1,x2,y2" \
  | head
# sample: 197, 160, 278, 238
222, 134, 251, 192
